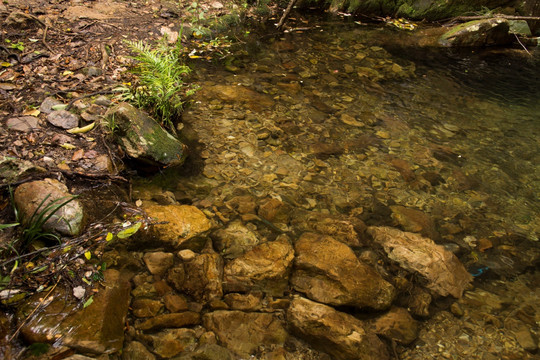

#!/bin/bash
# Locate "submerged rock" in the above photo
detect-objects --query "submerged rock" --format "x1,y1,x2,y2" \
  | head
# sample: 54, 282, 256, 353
291, 232, 395, 310
369, 306, 419, 345
122, 341, 156, 360
150, 328, 198, 358
104, 102, 187, 168
17, 269, 131, 354
211, 220, 260, 259
368, 226, 472, 298
200, 85, 274, 112
287, 296, 389, 360
202, 310, 287, 358
14, 178, 84, 236
223, 235, 294, 296
439, 18, 512, 47
181, 250, 223, 303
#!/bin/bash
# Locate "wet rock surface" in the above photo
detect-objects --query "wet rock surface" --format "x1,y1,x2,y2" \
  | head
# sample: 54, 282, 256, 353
368, 226, 472, 298
288, 296, 390, 360
291, 232, 396, 310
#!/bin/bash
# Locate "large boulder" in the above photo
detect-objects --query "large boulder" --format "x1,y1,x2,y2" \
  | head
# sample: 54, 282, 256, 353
223, 235, 294, 296
439, 18, 512, 47
291, 232, 395, 310
14, 178, 84, 236
367, 226, 472, 298
287, 296, 389, 360
104, 102, 187, 167
202, 310, 288, 358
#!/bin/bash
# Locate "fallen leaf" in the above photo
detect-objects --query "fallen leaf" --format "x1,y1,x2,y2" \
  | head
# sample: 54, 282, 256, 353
23, 108, 40, 116
83, 295, 93, 308
60, 143, 76, 150
84, 251, 91, 260
72, 149, 84, 161
117, 222, 142, 239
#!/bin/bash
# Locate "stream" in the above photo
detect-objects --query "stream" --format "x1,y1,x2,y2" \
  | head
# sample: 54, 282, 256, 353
130, 20, 540, 358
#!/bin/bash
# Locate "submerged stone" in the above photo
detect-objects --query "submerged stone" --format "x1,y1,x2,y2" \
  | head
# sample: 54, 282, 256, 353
223, 235, 294, 296
203, 310, 287, 358
287, 296, 389, 360
17, 270, 131, 354
291, 232, 395, 310
368, 226, 472, 298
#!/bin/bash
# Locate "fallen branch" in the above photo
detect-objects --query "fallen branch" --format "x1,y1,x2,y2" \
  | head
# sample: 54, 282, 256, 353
276, 0, 299, 31
452, 14, 540, 22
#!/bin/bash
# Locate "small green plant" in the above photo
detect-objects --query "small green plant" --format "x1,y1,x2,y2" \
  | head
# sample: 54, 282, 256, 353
117, 39, 197, 130
0, 223, 19, 231
5, 39, 24, 51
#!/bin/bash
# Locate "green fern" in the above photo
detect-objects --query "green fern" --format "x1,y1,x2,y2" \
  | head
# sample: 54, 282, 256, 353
122, 40, 196, 129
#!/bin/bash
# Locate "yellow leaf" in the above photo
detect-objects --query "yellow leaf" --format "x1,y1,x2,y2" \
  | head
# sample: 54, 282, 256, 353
116, 222, 142, 239
84, 251, 91, 260
63, 70, 73, 76
60, 143, 76, 150
105, 232, 114, 242
23, 109, 40, 116
67, 122, 95, 134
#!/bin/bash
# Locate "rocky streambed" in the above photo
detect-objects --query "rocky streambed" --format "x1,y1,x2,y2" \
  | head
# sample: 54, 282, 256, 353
1, 8, 540, 360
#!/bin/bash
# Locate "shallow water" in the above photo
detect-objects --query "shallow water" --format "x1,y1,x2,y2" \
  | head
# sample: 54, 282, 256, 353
130, 21, 540, 358
172, 23, 540, 250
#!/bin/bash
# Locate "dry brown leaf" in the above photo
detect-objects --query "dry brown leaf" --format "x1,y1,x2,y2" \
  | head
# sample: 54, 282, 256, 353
72, 149, 85, 161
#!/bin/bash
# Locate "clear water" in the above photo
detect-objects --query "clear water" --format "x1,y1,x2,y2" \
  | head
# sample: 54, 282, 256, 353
150, 22, 540, 273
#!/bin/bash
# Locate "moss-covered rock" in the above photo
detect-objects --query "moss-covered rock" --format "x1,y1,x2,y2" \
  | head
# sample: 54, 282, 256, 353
439, 18, 512, 46
105, 102, 187, 168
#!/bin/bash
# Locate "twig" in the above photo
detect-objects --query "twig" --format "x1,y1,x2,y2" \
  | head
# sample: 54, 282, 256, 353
42, 25, 53, 53
514, 33, 532, 56
8, 276, 62, 342
65, 89, 115, 111
276, 0, 298, 31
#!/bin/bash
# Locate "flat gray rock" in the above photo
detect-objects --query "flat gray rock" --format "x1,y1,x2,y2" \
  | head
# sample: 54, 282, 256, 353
6, 116, 40, 132
47, 110, 79, 129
